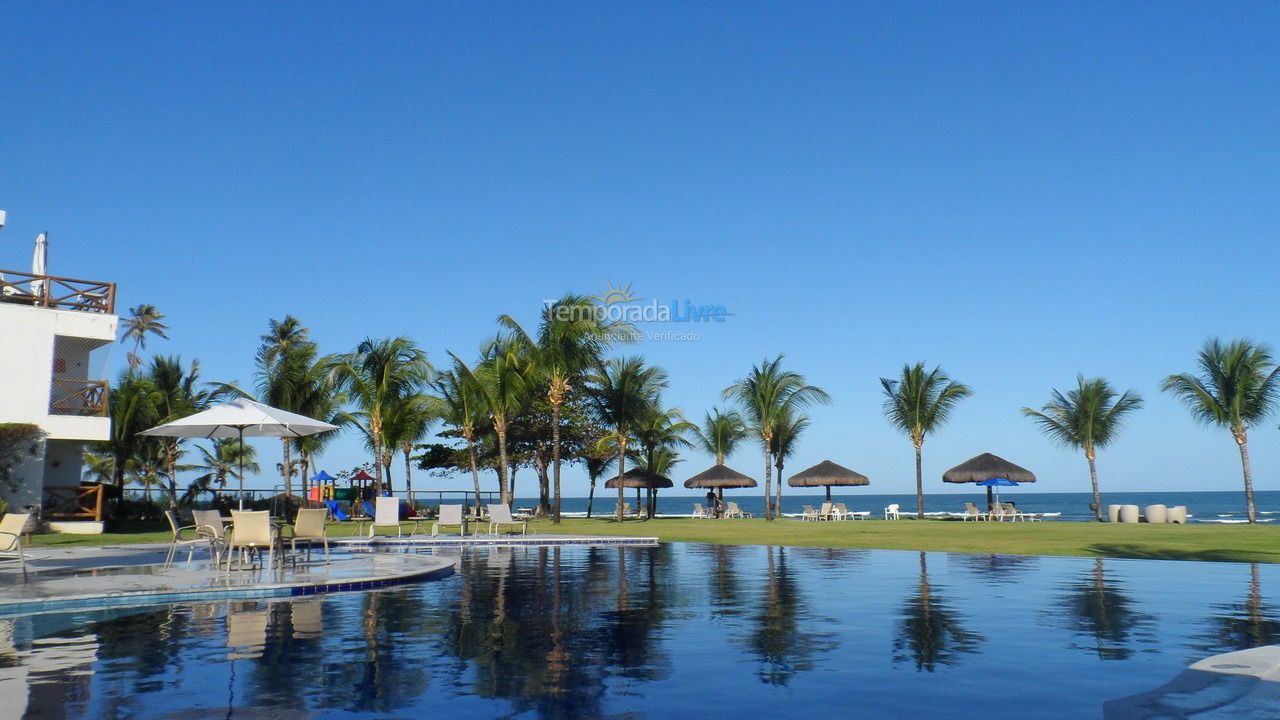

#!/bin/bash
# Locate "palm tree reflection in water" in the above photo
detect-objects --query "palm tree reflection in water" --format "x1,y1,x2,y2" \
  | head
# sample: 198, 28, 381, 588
893, 552, 983, 672
1055, 558, 1155, 660
1199, 563, 1280, 654
746, 546, 837, 686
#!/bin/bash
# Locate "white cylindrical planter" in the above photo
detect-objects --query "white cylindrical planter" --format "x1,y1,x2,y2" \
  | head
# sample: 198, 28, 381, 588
1144, 504, 1168, 524
1108, 504, 1122, 523
1118, 505, 1140, 524
1167, 506, 1188, 524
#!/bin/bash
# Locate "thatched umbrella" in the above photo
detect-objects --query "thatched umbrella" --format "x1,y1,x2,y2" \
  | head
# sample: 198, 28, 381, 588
942, 453, 1036, 510
787, 460, 870, 502
606, 468, 673, 517
684, 464, 757, 515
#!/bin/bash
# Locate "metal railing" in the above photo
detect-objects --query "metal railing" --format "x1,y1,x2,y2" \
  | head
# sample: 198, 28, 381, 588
49, 378, 109, 416
0, 268, 116, 314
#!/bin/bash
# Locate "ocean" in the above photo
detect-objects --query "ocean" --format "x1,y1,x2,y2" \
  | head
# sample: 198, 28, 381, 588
504, 490, 1280, 523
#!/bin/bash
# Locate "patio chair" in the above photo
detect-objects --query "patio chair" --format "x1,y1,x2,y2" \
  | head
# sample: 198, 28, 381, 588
725, 501, 752, 519
963, 502, 985, 522
0, 512, 30, 579
282, 508, 329, 562
884, 503, 901, 520
488, 503, 528, 536
225, 510, 279, 570
432, 504, 467, 536
368, 496, 403, 537
163, 509, 216, 567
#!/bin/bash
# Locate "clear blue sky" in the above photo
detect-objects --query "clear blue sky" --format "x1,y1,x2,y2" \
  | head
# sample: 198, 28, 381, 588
3, 2, 1278, 498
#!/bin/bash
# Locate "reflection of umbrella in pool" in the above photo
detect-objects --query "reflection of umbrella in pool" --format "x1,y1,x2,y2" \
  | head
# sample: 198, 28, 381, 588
977, 477, 1019, 506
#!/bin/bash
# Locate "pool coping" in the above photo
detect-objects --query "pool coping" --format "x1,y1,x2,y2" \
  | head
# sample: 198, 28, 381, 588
0, 554, 456, 618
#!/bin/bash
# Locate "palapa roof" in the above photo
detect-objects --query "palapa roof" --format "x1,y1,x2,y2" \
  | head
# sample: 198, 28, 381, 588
786, 460, 870, 488
683, 464, 758, 489
941, 453, 1036, 484
605, 467, 674, 489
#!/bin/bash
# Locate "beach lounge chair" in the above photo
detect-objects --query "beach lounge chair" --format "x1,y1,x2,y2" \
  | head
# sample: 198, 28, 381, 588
164, 509, 216, 567
725, 501, 752, 519
225, 510, 279, 570
963, 502, 985, 522
818, 501, 834, 521
433, 504, 467, 536
488, 503, 528, 536
801, 505, 819, 521
832, 503, 867, 520
282, 508, 329, 562
884, 503, 900, 520
0, 513, 30, 578
693, 503, 708, 518
368, 496, 404, 537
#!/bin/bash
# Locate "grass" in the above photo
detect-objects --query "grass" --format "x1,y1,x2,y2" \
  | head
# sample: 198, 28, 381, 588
25, 516, 1280, 564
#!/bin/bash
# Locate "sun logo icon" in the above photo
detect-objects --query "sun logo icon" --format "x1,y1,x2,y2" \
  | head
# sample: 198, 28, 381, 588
596, 281, 640, 305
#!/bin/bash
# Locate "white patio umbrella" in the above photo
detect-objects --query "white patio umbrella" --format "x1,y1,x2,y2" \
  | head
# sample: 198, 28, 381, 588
140, 398, 338, 509
31, 232, 48, 300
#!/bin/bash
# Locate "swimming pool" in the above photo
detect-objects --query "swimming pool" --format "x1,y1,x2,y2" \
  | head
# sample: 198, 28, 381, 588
3, 544, 1277, 718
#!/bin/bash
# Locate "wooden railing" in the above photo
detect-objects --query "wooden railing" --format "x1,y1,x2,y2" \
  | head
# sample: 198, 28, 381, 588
44, 484, 107, 521
50, 378, 109, 416
0, 268, 115, 314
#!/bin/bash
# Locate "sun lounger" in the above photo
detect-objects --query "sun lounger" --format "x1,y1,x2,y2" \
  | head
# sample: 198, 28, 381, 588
725, 501, 752, 519
433, 504, 467, 536
800, 504, 819, 521
487, 503, 528, 535
0, 513, 30, 578
963, 502, 985, 521
368, 496, 404, 537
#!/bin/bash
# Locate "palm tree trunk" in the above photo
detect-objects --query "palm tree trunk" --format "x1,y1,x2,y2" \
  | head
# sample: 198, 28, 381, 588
615, 435, 627, 522
165, 442, 179, 509
465, 430, 482, 512
496, 418, 510, 505
587, 477, 596, 518
300, 452, 310, 507
281, 438, 292, 503
1236, 431, 1257, 524
403, 445, 414, 506
762, 441, 773, 521
776, 458, 787, 517
914, 442, 924, 519
1086, 450, 1102, 522
552, 401, 563, 524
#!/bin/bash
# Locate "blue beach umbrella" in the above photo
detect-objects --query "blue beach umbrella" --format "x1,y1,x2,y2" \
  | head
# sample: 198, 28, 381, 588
977, 477, 1020, 505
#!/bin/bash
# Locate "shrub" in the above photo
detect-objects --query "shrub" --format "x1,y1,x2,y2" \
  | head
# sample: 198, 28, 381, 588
0, 423, 44, 495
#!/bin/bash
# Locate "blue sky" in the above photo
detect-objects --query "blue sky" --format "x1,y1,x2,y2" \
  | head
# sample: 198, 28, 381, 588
2, 2, 1278, 498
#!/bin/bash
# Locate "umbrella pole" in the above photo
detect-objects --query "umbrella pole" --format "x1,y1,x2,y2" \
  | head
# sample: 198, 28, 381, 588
238, 427, 246, 511
986, 486, 993, 512
825, 486, 831, 503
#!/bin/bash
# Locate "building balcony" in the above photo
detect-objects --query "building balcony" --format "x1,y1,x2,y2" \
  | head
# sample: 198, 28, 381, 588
0, 268, 116, 314
49, 378, 109, 417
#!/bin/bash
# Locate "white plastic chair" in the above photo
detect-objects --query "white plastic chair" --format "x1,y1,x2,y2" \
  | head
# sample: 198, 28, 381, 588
884, 503, 900, 520
369, 496, 403, 537
488, 503, 528, 535
433, 504, 467, 536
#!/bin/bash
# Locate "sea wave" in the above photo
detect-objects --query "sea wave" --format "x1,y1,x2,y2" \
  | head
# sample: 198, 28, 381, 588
1198, 518, 1275, 524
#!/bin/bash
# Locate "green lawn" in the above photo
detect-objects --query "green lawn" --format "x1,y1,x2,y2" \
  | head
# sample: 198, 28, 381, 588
26, 516, 1280, 564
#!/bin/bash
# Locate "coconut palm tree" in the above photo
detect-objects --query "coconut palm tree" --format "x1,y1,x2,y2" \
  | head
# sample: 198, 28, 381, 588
121, 304, 169, 371
191, 438, 259, 502
590, 357, 667, 521
633, 406, 695, 518
770, 409, 810, 516
147, 356, 211, 508
329, 337, 433, 495
448, 335, 528, 504
1161, 338, 1280, 524
724, 355, 831, 520
1022, 376, 1143, 521
584, 451, 613, 519
81, 451, 115, 485
880, 362, 972, 519
435, 364, 489, 510
384, 392, 443, 504
99, 371, 161, 495
499, 294, 624, 523
694, 408, 749, 465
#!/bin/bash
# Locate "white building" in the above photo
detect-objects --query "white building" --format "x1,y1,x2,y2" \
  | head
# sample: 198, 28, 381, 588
0, 267, 117, 529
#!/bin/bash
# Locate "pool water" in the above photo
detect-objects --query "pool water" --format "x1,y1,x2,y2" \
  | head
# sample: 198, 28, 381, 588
4, 544, 1279, 719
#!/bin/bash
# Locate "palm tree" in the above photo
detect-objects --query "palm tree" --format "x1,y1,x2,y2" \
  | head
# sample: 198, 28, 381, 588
500, 294, 623, 523
584, 452, 613, 519
191, 438, 259, 502
1161, 338, 1280, 524
436, 364, 489, 511
99, 371, 160, 495
880, 362, 972, 519
147, 356, 210, 508
770, 409, 810, 516
590, 357, 667, 521
384, 393, 442, 504
724, 355, 830, 520
121, 304, 169, 371
1022, 376, 1143, 521
633, 405, 695, 517
329, 337, 433, 496
448, 335, 528, 504
250, 317, 329, 504
81, 451, 115, 485
694, 408, 749, 465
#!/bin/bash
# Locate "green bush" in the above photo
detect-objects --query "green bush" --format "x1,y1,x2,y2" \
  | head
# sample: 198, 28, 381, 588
0, 423, 44, 494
